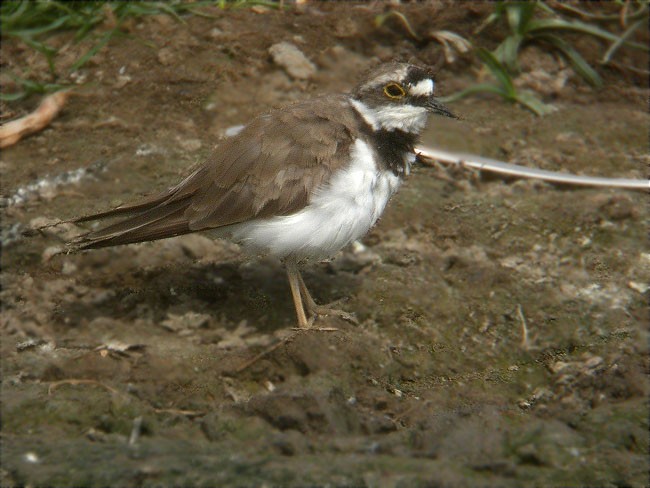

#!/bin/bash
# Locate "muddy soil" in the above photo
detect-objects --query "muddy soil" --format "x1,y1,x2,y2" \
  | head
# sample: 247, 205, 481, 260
1, 3, 648, 487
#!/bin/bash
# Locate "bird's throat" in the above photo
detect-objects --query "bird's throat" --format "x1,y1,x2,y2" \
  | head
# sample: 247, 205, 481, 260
350, 99, 428, 133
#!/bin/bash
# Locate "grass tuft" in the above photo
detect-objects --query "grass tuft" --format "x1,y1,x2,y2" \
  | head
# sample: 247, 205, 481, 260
442, 48, 555, 116
1, 1, 285, 101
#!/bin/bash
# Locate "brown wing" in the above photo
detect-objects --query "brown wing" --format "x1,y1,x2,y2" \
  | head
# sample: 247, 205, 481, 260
71, 95, 360, 250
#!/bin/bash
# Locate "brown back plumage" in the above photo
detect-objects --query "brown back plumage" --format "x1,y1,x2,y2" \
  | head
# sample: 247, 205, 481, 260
72, 95, 362, 250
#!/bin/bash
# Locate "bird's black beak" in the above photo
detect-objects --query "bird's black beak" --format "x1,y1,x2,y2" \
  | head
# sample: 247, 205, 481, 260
426, 97, 458, 119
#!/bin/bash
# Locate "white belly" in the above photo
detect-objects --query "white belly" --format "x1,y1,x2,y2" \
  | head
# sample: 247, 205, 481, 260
224, 139, 402, 263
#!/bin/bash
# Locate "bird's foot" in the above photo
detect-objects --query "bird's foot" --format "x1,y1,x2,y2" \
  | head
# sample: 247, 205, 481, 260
290, 304, 357, 331
306, 302, 359, 325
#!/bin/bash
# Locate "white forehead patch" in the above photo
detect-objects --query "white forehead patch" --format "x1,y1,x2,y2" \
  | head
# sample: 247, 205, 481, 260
409, 79, 434, 97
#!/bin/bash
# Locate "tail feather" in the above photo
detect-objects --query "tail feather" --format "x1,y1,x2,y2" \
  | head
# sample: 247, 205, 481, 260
73, 189, 177, 224
75, 217, 191, 249
73, 168, 203, 225
71, 196, 194, 250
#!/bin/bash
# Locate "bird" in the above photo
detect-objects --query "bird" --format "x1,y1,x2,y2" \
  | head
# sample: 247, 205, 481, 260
70, 62, 457, 329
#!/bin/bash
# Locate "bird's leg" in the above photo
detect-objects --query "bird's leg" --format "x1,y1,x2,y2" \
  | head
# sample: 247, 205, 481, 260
297, 273, 358, 325
286, 263, 309, 329
296, 271, 319, 313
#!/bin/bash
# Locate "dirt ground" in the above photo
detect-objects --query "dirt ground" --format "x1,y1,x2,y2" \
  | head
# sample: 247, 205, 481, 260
1, 3, 648, 487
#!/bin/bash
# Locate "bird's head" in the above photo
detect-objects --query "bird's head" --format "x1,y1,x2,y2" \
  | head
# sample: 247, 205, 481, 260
351, 62, 457, 134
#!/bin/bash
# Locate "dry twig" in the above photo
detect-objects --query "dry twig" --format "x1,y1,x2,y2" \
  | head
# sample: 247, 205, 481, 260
517, 304, 530, 351
0, 90, 71, 148
48, 378, 120, 396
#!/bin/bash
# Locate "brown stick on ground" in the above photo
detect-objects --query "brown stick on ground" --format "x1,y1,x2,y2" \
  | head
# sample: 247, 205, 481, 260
0, 90, 71, 148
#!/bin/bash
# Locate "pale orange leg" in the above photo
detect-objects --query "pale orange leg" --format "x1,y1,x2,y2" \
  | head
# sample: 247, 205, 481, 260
286, 263, 309, 329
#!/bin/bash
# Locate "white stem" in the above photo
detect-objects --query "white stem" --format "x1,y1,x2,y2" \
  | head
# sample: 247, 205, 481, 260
417, 146, 648, 191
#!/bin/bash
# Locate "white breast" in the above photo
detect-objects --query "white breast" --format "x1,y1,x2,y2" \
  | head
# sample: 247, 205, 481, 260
225, 139, 401, 262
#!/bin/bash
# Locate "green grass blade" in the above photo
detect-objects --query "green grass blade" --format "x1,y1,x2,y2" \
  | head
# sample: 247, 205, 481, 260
16, 35, 56, 56
0, 91, 27, 101
4, 71, 67, 98
70, 29, 116, 72
146, 2, 187, 24
602, 18, 646, 63
494, 34, 523, 72
516, 90, 556, 116
537, 33, 603, 87
47, 1, 79, 17
528, 17, 649, 51
15, 35, 57, 73
474, 1, 507, 34
5, 16, 69, 36
506, 2, 537, 35
528, 17, 617, 39
0, 1, 29, 29
476, 47, 515, 95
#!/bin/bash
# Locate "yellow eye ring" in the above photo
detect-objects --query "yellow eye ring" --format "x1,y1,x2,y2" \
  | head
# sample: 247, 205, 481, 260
383, 82, 406, 99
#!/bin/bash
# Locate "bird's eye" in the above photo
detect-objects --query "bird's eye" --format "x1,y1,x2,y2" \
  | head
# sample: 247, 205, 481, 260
383, 82, 406, 99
